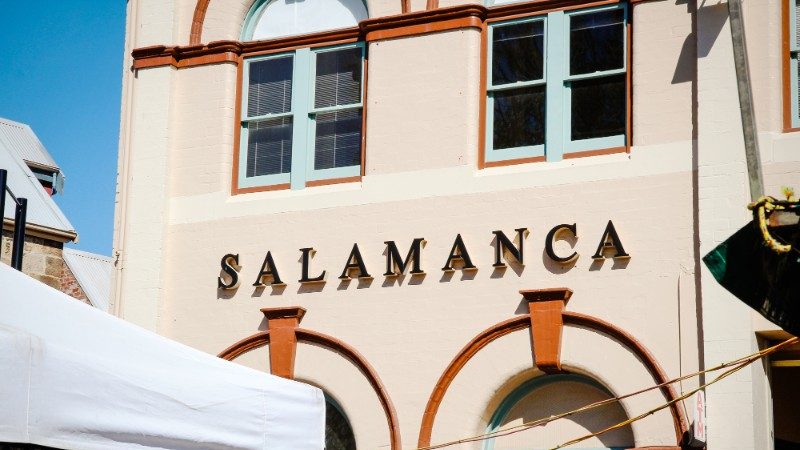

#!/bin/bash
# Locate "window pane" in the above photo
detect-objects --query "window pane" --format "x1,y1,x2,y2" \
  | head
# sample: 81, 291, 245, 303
570, 9, 624, 75
492, 21, 544, 85
492, 86, 545, 150
248, 56, 293, 117
315, 48, 362, 109
325, 399, 356, 450
570, 74, 625, 141
246, 117, 293, 177
796, 0, 800, 47
314, 109, 362, 170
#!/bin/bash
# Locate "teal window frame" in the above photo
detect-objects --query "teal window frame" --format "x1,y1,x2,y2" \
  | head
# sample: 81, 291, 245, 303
238, 42, 365, 191
484, 4, 628, 165
482, 374, 628, 450
306, 43, 365, 183
485, 16, 548, 163
790, 0, 800, 128
241, 0, 272, 41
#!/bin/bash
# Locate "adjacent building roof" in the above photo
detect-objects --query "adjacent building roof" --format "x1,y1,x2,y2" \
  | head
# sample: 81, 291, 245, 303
0, 117, 60, 171
62, 248, 113, 312
0, 117, 76, 240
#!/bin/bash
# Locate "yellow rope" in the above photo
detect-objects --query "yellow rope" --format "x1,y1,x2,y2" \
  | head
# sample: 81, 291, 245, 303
748, 196, 791, 254
417, 337, 797, 450
550, 357, 752, 450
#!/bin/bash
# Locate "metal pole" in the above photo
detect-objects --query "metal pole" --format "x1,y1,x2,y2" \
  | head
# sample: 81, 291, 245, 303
0, 169, 6, 262
728, 0, 764, 201
11, 198, 27, 271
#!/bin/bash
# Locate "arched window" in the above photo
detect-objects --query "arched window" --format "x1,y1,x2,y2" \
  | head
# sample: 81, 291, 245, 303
242, 0, 369, 41
484, 374, 634, 450
324, 393, 356, 450
235, 0, 368, 194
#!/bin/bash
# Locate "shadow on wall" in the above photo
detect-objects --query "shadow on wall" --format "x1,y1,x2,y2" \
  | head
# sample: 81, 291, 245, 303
672, 0, 729, 84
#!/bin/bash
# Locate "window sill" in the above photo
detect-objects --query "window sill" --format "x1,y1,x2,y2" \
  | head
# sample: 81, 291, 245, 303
482, 155, 546, 168
232, 176, 362, 195
563, 145, 627, 159
481, 145, 626, 169
306, 175, 362, 187
233, 182, 291, 195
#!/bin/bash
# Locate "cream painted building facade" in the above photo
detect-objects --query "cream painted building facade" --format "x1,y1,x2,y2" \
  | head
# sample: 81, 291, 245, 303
113, 0, 799, 448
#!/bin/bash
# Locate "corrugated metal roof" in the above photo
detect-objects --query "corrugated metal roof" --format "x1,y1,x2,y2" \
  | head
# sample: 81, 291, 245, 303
0, 121, 76, 236
62, 248, 113, 312
0, 117, 59, 171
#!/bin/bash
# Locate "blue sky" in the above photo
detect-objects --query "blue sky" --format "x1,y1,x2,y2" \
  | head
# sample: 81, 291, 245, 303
0, 2, 126, 255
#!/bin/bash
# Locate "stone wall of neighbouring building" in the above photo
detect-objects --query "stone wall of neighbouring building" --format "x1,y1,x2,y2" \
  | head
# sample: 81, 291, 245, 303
1, 229, 88, 304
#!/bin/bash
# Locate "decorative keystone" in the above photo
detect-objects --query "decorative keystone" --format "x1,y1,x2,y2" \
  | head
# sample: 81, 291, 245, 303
520, 288, 572, 374
261, 306, 306, 379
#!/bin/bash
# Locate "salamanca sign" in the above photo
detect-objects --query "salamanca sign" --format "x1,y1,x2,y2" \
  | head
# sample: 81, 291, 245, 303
217, 220, 629, 290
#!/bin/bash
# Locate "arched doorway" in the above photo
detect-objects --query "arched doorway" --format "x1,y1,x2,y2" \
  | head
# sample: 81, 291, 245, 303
218, 307, 401, 450
417, 289, 687, 448
484, 374, 634, 450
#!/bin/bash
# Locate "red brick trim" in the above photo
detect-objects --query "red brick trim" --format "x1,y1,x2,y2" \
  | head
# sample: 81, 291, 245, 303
189, 0, 410, 45
219, 320, 402, 450
417, 306, 688, 448
522, 288, 572, 373
260, 307, 305, 378
144, 0, 655, 72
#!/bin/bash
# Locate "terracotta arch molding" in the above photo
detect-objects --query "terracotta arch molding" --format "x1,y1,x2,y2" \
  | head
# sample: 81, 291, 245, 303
416, 309, 689, 448
218, 325, 402, 450
189, 0, 412, 45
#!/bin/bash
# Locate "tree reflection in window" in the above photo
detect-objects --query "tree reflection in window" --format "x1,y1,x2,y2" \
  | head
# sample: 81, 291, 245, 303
325, 394, 356, 450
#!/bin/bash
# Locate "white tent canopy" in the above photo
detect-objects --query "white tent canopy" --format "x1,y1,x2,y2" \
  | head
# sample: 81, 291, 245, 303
0, 263, 324, 450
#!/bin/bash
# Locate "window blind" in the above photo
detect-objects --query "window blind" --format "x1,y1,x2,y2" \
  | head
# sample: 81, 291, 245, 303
246, 117, 293, 177
314, 48, 362, 109
314, 109, 362, 170
313, 47, 363, 170
248, 56, 293, 117
796, 0, 800, 47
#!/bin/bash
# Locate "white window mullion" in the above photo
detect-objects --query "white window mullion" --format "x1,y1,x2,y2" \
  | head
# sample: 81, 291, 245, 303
545, 11, 566, 162
290, 48, 312, 190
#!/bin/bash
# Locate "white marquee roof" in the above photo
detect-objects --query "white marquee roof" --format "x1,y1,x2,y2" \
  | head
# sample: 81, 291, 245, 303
0, 263, 325, 450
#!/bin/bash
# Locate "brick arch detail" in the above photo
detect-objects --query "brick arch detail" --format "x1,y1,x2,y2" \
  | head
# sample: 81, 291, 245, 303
416, 311, 689, 448
189, 0, 411, 45
189, 0, 211, 45
218, 328, 402, 450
